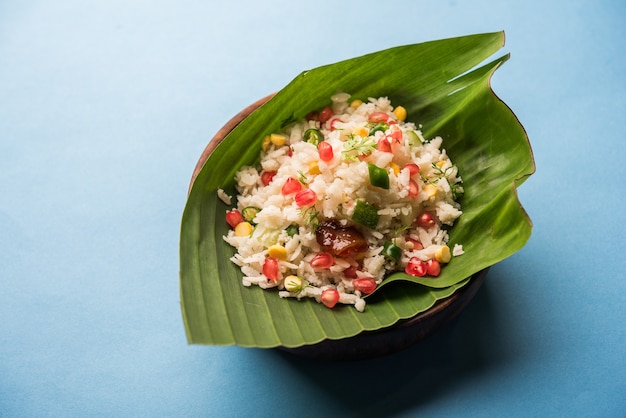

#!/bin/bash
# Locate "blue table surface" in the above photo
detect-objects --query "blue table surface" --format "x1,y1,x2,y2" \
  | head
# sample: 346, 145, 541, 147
1, 1, 625, 417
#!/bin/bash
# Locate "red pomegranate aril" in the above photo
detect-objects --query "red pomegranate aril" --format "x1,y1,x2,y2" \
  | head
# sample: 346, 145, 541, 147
321, 288, 340, 308
310, 252, 334, 269
225, 209, 244, 228
343, 265, 358, 279
306, 111, 319, 121
377, 138, 392, 153
295, 188, 317, 207
368, 111, 389, 123
263, 257, 279, 280
408, 179, 419, 197
406, 237, 424, 251
416, 210, 436, 228
260, 170, 276, 186
318, 141, 334, 162
388, 127, 403, 142
318, 106, 334, 124
353, 277, 377, 294
426, 259, 441, 277
405, 257, 427, 277
404, 163, 420, 177
281, 177, 302, 195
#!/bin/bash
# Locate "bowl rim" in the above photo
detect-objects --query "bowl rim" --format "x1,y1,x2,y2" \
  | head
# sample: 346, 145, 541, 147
189, 93, 276, 195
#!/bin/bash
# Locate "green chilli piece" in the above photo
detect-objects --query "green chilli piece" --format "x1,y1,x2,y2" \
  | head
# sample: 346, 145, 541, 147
368, 163, 390, 189
303, 128, 323, 145
241, 206, 261, 224
369, 122, 389, 135
285, 224, 299, 237
382, 241, 402, 263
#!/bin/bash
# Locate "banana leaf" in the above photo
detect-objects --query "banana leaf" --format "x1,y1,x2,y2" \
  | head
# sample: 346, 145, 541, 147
180, 31, 534, 348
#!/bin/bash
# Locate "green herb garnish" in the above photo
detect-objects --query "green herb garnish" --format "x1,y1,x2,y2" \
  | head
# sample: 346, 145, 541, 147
342, 135, 377, 161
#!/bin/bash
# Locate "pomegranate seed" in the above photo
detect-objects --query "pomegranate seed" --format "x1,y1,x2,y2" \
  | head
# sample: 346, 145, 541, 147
368, 111, 389, 123
377, 138, 392, 153
284, 146, 293, 157
426, 259, 441, 277
306, 111, 319, 121
343, 265, 358, 279
404, 163, 420, 177
353, 277, 377, 294
225, 209, 244, 228
281, 177, 302, 195
408, 179, 419, 197
263, 257, 279, 281
405, 237, 424, 251
321, 288, 340, 308
295, 188, 317, 207
318, 106, 334, 124
318, 141, 334, 162
329, 118, 341, 131
387, 127, 403, 142
310, 252, 334, 269
405, 257, 427, 277
416, 210, 436, 228
260, 170, 276, 186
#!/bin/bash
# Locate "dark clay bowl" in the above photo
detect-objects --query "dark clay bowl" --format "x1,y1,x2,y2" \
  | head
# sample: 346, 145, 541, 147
189, 95, 487, 361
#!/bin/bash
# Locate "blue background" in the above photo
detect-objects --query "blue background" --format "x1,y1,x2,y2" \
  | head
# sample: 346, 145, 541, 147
1, 1, 625, 417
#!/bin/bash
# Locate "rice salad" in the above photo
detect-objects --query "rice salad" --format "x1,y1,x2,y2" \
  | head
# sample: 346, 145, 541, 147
220, 92, 464, 312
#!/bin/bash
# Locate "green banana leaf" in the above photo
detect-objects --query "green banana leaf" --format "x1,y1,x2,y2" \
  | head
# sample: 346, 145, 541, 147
180, 31, 534, 348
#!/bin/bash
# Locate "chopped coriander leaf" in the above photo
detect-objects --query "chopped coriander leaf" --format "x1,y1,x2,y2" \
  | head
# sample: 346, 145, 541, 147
342, 135, 377, 161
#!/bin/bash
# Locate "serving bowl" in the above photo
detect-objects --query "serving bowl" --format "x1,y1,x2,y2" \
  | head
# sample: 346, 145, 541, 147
180, 32, 534, 359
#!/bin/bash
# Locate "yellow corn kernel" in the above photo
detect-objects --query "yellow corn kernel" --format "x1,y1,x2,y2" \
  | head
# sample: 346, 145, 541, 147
234, 222, 254, 237
393, 106, 407, 121
268, 245, 288, 261
436, 160, 446, 168
390, 162, 400, 176
261, 135, 272, 151
435, 245, 451, 263
350, 99, 363, 110
308, 160, 321, 175
424, 184, 438, 199
270, 133, 287, 147
352, 126, 369, 138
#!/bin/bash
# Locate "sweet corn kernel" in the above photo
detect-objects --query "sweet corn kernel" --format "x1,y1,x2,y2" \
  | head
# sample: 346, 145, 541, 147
424, 184, 438, 199
390, 162, 400, 176
268, 245, 288, 261
436, 160, 446, 168
261, 135, 271, 151
352, 126, 369, 138
435, 245, 451, 263
234, 222, 254, 237
270, 133, 287, 147
393, 106, 407, 121
308, 161, 321, 175
350, 99, 363, 110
